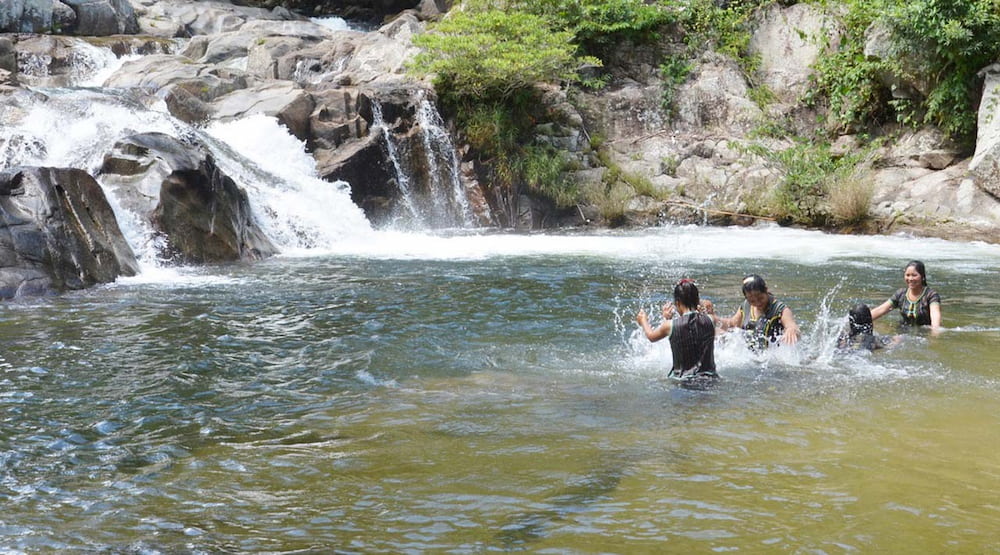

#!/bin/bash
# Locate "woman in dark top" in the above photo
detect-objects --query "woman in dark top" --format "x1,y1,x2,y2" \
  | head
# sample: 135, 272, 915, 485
636, 278, 718, 383
714, 274, 802, 351
870, 260, 942, 330
837, 303, 895, 352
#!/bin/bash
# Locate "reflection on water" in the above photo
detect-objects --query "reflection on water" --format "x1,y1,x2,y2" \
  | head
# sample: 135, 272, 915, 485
1, 227, 999, 551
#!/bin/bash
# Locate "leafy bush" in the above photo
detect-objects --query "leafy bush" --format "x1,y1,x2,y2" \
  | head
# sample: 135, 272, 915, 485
678, 0, 767, 73
808, 0, 1000, 146
740, 140, 869, 226
489, 0, 679, 55
882, 0, 1000, 142
410, 9, 600, 99
659, 54, 693, 112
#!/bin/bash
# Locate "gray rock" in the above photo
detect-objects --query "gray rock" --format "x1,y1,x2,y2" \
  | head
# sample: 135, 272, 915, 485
970, 64, 1000, 199
0, 166, 138, 299
98, 132, 279, 264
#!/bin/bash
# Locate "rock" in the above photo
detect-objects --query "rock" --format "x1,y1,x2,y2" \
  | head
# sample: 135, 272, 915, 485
211, 81, 316, 142
750, 3, 842, 103
881, 128, 961, 170
61, 0, 140, 36
970, 63, 1000, 199
0, 0, 138, 35
98, 132, 279, 264
0, 166, 138, 299
672, 52, 762, 135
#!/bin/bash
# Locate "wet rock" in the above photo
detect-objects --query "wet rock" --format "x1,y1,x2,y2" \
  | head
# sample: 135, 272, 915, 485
0, 166, 138, 299
98, 132, 279, 264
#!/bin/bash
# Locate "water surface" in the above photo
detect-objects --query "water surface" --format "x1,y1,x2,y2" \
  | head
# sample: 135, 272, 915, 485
1, 226, 998, 552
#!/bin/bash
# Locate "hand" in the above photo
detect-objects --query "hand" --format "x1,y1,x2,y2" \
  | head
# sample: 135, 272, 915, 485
636, 309, 648, 326
700, 300, 715, 315
780, 326, 801, 346
661, 302, 675, 320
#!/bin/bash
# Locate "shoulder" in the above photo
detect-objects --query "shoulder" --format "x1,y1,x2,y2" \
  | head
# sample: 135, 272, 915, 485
926, 288, 941, 303
890, 288, 906, 303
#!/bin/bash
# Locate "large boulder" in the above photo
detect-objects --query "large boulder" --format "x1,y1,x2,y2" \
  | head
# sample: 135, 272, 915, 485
673, 51, 762, 135
98, 132, 279, 264
130, 0, 301, 38
970, 63, 1000, 200
749, 3, 842, 103
0, 0, 138, 35
0, 166, 138, 299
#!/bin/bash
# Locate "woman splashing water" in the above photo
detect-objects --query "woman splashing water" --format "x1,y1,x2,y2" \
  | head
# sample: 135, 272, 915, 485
713, 274, 802, 351
636, 279, 718, 386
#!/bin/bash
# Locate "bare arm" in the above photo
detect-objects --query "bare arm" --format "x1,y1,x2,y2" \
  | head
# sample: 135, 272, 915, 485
779, 307, 801, 345
930, 302, 942, 329
870, 300, 893, 321
713, 306, 742, 330
637, 303, 674, 342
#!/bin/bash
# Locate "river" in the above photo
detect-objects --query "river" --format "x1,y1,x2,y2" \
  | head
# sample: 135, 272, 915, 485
1, 226, 999, 552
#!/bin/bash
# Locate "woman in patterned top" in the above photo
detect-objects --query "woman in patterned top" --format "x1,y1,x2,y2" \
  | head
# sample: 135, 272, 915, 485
714, 274, 801, 351
870, 260, 942, 330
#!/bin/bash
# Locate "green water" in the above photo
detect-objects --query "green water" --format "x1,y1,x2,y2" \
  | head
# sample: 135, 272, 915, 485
0, 226, 998, 552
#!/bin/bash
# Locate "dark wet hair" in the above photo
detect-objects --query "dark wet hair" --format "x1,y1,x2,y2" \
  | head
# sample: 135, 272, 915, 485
673, 278, 700, 309
741, 274, 768, 295
848, 303, 873, 337
905, 260, 928, 286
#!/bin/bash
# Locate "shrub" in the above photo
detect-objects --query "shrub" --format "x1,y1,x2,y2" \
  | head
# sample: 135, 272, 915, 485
492, 0, 680, 55
410, 9, 601, 99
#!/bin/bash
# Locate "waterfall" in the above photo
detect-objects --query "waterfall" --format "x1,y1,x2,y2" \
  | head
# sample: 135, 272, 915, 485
0, 85, 373, 264
1, 32, 484, 271
371, 101, 423, 228
415, 92, 476, 228
371, 95, 479, 230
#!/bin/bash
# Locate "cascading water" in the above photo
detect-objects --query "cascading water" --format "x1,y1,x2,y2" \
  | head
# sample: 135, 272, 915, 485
370, 94, 480, 230
0, 38, 384, 266
415, 92, 477, 228
371, 100, 423, 227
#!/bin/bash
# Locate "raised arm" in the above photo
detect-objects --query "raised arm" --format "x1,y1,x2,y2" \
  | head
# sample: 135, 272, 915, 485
637, 303, 674, 342
713, 306, 743, 331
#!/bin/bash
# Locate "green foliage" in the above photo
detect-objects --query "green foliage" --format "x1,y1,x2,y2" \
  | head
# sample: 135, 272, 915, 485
740, 140, 869, 225
523, 145, 577, 207
806, 44, 891, 132
808, 0, 1000, 145
494, 0, 680, 55
410, 9, 601, 99
443, 92, 579, 209
678, 0, 768, 73
659, 54, 693, 112
882, 0, 1000, 142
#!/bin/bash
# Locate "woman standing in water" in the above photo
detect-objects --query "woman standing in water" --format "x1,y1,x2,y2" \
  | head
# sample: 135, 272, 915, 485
870, 260, 942, 330
714, 274, 802, 350
636, 279, 718, 383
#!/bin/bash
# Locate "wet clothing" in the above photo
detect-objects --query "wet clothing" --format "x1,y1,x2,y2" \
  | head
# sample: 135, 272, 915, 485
738, 294, 787, 351
836, 330, 892, 352
888, 287, 940, 327
667, 312, 717, 380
